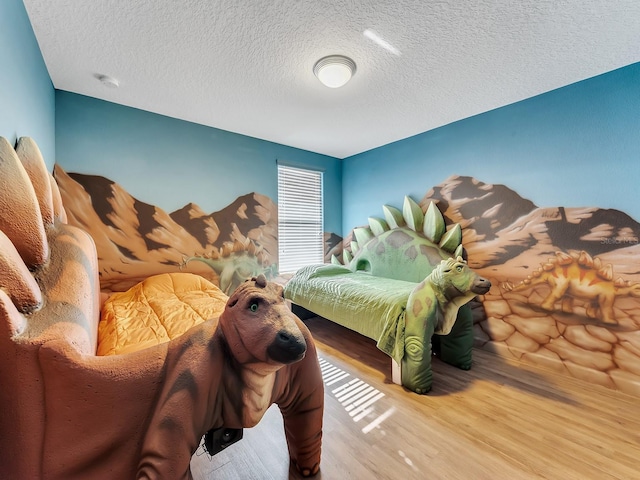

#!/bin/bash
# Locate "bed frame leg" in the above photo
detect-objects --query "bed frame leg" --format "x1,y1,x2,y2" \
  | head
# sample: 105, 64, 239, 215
391, 359, 402, 385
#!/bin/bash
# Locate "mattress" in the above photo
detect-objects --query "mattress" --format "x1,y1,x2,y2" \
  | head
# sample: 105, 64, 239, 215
284, 264, 417, 362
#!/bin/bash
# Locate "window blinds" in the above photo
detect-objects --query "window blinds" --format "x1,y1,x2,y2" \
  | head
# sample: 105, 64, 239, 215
277, 164, 324, 274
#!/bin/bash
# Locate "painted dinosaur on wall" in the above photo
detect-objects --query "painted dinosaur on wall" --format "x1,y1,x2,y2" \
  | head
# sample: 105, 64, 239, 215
319, 196, 489, 393
502, 250, 640, 324
54, 165, 280, 293
181, 239, 277, 294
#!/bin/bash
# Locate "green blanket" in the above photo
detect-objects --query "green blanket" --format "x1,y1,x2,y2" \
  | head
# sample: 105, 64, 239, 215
284, 264, 417, 363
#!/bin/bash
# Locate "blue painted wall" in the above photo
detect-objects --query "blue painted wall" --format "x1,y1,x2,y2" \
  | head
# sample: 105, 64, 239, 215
342, 62, 640, 233
55, 91, 343, 234
0, 0, 55, 166
3, 0, 638, 240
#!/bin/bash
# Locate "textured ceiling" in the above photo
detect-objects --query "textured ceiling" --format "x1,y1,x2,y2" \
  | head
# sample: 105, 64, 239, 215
22, 0, 640, 159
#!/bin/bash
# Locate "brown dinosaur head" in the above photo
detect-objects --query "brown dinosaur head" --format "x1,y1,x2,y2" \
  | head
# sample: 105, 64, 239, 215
219, 274, 307, 367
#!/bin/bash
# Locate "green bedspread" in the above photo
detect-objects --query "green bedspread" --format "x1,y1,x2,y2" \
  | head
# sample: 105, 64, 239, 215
284, 264, 418, 363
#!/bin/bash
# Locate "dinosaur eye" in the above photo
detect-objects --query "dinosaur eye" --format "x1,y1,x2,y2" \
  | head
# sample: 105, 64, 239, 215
456, 265, 463, 272
249, 302, 259, 312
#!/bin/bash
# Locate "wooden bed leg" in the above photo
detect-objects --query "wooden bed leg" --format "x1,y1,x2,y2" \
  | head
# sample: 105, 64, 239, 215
391, 359, 402, 385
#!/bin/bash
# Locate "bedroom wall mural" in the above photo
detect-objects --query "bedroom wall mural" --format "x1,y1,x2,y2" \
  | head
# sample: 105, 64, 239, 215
55, 164, 345, 294
54, 165, 279, 294
339, 175, 640, 396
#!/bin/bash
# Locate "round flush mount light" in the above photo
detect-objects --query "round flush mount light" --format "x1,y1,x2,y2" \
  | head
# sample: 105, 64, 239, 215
95, 74, 120, 88
313, 55, 356, 88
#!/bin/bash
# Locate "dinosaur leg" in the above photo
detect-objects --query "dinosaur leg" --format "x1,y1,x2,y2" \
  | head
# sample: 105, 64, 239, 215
401, 291, 436, 394
435, 304, 473, 370
561, 296, 574, 314
541, 281, 568, 311
586, 300, 599, 319
274, 325, 324, 477
598, 294, 617, 324
138, 324, 223, 480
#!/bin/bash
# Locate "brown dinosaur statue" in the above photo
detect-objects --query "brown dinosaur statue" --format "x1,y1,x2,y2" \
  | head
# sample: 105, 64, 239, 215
502, 250, 640, 324
0, 136, 323, 479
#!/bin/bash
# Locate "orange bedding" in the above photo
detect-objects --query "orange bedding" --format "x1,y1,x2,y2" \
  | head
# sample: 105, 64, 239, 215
97, 272, 228, 356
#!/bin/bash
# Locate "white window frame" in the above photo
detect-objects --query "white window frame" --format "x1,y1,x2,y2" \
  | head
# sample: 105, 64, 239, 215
277, 163, 324, 274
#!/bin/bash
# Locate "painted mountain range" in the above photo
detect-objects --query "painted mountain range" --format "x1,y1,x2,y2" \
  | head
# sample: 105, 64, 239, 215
54, 165, 278, 292
418, 175, 640, 284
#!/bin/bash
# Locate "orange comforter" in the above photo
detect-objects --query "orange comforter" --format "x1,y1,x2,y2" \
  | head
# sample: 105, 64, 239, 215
97, 273, 228, 356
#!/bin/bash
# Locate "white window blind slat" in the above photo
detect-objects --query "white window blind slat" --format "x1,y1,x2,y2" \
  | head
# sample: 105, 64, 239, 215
278, 164, 324, 274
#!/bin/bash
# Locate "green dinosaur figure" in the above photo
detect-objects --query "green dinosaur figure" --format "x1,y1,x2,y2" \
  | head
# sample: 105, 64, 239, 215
333, 197, 465, 283
333, 196, 489, 392
182, 241, 275, 295
403, 256, 491, 393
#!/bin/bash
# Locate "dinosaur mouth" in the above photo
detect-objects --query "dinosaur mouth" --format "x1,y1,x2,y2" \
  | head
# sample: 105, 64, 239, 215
267, 329, 307, 364
471, 278, 492, 295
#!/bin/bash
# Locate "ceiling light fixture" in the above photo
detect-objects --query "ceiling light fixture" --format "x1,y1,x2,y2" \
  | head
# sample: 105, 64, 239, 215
313, 55, 356, 88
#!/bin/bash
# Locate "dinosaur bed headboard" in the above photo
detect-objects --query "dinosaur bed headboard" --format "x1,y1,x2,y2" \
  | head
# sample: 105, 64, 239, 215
336, 196, 466, 282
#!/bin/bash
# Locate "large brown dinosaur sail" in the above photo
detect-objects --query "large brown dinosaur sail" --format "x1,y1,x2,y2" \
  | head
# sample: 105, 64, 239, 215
0, 137, 323, 479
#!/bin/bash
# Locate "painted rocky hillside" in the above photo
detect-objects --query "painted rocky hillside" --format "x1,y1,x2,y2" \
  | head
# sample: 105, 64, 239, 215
421, 175, 640, 283
54, 165, 278, 292
421, 175, 640, 395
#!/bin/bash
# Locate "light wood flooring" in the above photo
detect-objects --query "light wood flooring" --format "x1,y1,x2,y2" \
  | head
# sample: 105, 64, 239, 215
191, 316, 640, 480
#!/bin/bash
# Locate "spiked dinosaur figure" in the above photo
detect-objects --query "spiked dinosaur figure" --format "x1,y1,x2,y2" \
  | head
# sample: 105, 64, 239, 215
502, 250, 640, 324
181, 240, 276, 295
326, 196, 491, 393
403, 256, 491, 393
0, 137, 323, 480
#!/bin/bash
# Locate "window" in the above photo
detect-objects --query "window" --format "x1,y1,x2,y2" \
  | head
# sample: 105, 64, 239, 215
277, 164, 324, 274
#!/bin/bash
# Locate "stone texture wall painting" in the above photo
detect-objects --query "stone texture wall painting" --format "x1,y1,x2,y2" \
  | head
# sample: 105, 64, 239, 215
54, 165, 279, 294
419, 175, 640, 396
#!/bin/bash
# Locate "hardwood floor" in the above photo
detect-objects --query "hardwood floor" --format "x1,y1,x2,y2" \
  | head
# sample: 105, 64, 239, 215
191, 316, 640, 480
